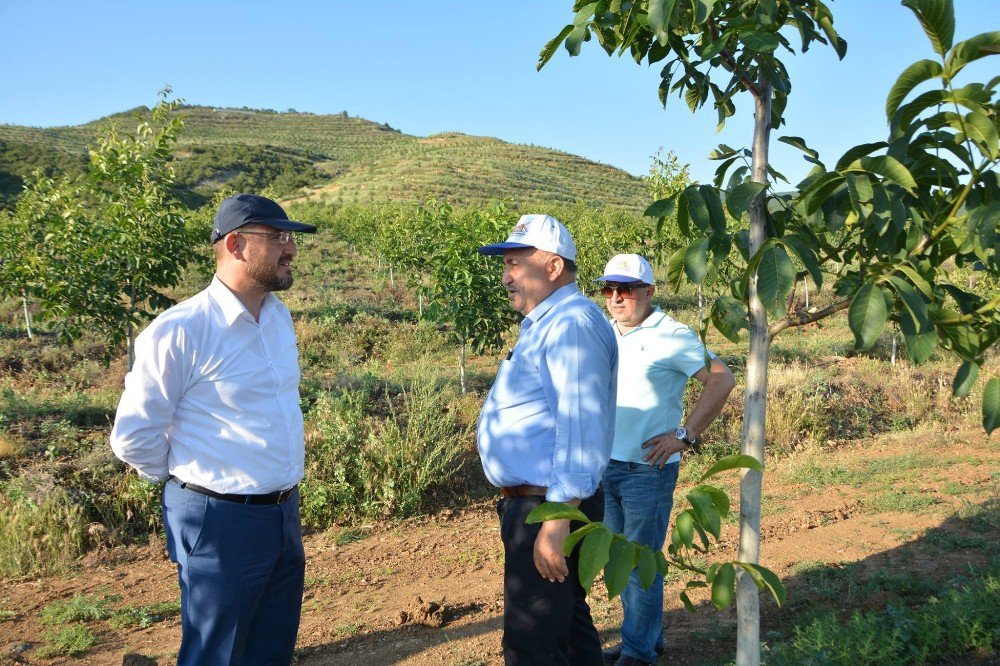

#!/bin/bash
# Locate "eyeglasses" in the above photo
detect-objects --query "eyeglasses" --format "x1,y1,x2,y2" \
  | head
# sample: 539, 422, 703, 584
238, 230, 296, 245
600, 283, 647, 299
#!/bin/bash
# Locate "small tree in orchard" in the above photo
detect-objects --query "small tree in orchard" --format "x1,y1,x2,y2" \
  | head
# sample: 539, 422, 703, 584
418, 201, 518, 393
87, 89, 191, 369
540, 1, 998, 664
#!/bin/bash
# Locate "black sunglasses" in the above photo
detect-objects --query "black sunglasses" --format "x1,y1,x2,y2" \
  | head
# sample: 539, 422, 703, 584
600, 283, 648, 299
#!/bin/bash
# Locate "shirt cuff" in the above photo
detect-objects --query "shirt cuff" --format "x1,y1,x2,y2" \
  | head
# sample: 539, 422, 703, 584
546, 472, 597, 503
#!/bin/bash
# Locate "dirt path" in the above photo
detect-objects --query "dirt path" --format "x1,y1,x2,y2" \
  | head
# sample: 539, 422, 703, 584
2, 433, 997, 665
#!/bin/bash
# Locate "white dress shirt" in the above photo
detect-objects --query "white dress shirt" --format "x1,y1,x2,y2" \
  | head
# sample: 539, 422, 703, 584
110, 276, 305, 494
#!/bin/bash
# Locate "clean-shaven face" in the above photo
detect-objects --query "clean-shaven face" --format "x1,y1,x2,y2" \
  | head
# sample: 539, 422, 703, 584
604, 281, 655, 328
501, 248, 559, 316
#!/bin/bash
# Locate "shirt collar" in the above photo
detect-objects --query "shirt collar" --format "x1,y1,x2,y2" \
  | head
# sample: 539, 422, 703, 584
524, 283, 579, 325
209, 275, 275, 327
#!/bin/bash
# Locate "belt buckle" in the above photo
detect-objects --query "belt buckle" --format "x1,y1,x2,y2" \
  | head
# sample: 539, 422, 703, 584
276, 488, 293, 504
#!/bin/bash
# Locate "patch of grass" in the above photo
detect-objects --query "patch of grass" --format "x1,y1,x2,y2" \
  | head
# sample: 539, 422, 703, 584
764, 564, 1000, 665
0, 608, 15, 621
331, 526, 366, 546
334, 621, 364, 637
783, 452, 957, 489
107, 599, 181, 629
941, 482, 976, 495
959, 493, 1000, 534
922, 528, 990, 552
0, 490, 87, 576
861, 487, 938, 514
40, 593, 113, 624
36, 623, 98, 658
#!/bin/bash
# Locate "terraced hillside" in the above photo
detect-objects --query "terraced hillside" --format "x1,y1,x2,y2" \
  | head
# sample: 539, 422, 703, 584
0, 105, 648, 209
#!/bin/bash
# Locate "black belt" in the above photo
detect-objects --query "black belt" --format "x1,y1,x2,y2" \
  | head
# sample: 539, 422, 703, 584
175, 479, 297, 505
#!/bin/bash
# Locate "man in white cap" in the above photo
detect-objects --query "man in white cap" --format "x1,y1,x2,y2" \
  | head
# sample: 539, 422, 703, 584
477, 214, 618, 665
595, 253, 735, 666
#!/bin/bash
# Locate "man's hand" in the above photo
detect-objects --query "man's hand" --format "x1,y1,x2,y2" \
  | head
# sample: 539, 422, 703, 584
534, 518, 571, 582
641, 432, 686, 467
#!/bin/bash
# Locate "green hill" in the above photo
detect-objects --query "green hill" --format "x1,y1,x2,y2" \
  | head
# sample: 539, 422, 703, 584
0, 105, 648, 210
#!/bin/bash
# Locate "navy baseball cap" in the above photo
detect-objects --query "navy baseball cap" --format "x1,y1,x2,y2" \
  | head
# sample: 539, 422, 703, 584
211, 193, 317, 243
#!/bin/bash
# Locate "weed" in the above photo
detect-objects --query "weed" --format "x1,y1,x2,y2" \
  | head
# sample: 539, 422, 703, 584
40, 594, 113, 624
334, 621, 363, 637
36, 623, 98, 658
0, 490, 87, 576
861, 488, 938, 514
0, 609, 15, 621
107, 600, 181, 629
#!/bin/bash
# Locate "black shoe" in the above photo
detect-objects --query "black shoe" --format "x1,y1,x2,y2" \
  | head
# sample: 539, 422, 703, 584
602, 644, 622, 664
614, 656, 653, 666
603, 643, 664, 664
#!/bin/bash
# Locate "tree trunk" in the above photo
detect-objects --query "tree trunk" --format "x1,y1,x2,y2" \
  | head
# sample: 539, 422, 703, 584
737, 81, 773, 666
418, 292, 424, 317
804, 278, 810, 310
697, 284, 704, 322
127, 325, 136, 372
21, 290, 33, 340
460, 338, 467, 395
891, 330, 899, 366
389, 265, 395, 289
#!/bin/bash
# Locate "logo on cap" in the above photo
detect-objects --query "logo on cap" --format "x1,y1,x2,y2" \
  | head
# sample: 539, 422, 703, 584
510, 223, 528, 237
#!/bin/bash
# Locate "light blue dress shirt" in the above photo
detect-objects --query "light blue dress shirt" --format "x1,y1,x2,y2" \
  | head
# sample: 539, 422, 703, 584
611, 308, 713, 464
477, 284, 618, 503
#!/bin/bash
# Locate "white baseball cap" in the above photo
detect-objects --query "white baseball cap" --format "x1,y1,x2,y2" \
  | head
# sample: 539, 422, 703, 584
477, 214, 577, 261
594, 253, 654, 284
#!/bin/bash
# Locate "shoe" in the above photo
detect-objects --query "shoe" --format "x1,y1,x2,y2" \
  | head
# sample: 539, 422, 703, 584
602, 644, 622, 663
614, 656, 653, 666
603, 643, 664, 664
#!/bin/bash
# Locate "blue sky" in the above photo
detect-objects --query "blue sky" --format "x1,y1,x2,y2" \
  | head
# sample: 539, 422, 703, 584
1, 1, 995, 186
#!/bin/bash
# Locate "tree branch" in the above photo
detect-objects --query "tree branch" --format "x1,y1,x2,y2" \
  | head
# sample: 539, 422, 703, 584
768, 299, 850, 337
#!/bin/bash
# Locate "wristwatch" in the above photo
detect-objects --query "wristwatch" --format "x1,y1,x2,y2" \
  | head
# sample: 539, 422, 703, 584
674, 427, 702, 452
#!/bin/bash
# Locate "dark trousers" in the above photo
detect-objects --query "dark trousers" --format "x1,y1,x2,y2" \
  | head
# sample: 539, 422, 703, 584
163, 480, 305, 666
497, 489, 604, 666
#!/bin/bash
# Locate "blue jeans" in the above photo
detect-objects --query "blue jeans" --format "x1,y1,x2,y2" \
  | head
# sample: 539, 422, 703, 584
603, 459, 680, 663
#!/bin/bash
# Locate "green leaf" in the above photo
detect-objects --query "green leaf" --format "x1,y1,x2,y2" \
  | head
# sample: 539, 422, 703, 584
538, 24, 575, 71
726, 182, 765, 219
741, 31, 779, 52
684, 186, 712, 232
526, 501, 591, 525
578, 526, 613, 592
645, 196, 678, 218
679, 591, 696, 612
739, 563, 787, 607
637, 547, 658, 590
756, 244, 795, 318
963, 110, 1000, 160
700, 454, 763, 482
562, 522, 601, 556
674, 510, 696, 548
903, 0, 955, 56
778, 135, 822, 165
565, 23, 589, 57
984, 377, 1000, 434
710, 295, 748, 343
781, 235, 823, 290
945, 31, 1000, 77
700, 185, 728, 235
604, 537, 637, 600
648, 0, 678, 36
847, 156, 918, 193
687, 489, 722, 539
711, 563, 737, 610
684, 238, 710, 285
848, 283, 889, 350
953, 361, 979, 398
885, 59, 943, 119
834, 142, 889, 172
665, 247, 686, 290
690, 484, 731, 517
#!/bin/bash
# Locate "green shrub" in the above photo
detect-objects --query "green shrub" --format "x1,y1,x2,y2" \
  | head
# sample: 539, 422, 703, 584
300, 380, 470, 526
35, 623, 98, 658
40, 594, 112, 624
764, 565, 1000, 665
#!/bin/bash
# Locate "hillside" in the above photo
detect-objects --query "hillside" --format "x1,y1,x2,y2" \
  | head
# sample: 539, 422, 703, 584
0, 105, 648, 210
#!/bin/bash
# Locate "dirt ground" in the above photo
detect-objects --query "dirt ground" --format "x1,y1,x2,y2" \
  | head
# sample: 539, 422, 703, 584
1, 432, 997, 665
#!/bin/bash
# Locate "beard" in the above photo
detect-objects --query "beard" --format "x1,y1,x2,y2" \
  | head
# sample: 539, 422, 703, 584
246, 255, 294, 292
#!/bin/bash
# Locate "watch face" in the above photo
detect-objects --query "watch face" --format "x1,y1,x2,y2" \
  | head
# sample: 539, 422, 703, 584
675, 427, 687, 441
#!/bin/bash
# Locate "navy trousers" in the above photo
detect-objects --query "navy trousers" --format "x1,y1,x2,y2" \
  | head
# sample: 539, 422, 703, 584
163, 480, 305, 666
497, 489, 604, 666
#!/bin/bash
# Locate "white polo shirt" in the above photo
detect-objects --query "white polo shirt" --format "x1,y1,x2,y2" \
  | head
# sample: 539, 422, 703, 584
611, 308, 713, 465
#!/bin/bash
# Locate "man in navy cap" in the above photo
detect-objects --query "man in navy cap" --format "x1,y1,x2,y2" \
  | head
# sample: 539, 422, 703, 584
111, 193, 317, 665
477, 214, 618, 665
595, 254, 735, 666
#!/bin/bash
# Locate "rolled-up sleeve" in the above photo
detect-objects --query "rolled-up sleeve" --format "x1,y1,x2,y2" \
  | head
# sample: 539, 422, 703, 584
542, 320, 617, 503
110, 321, 191, 482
